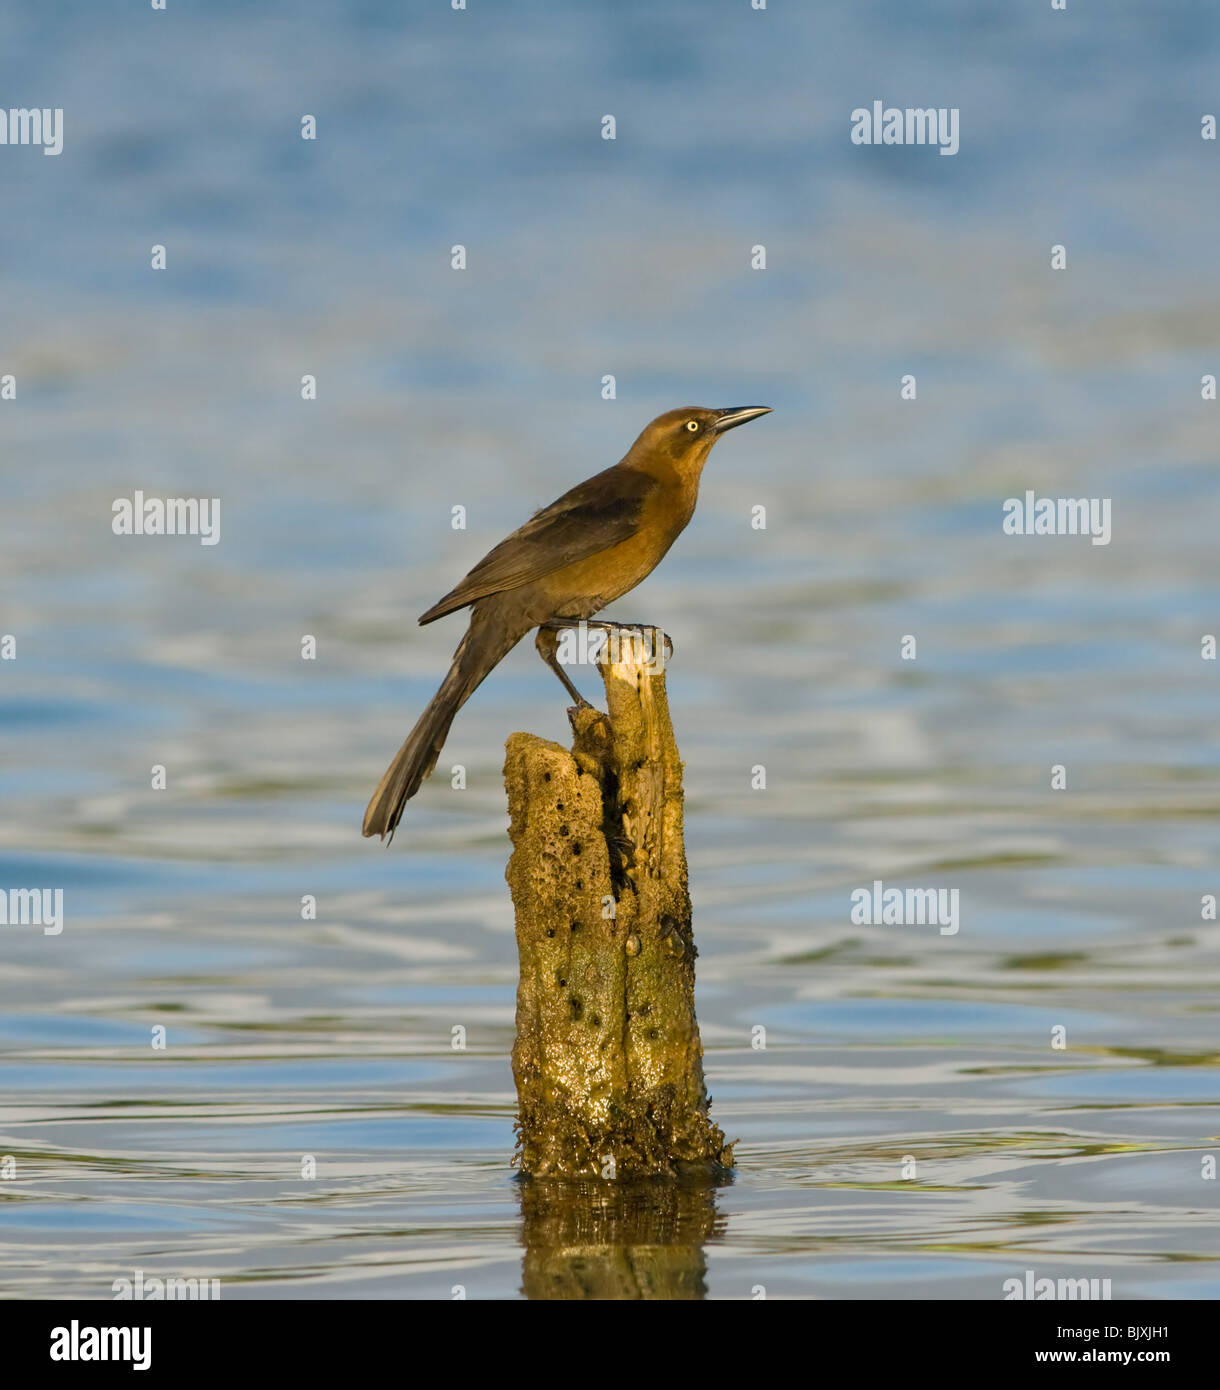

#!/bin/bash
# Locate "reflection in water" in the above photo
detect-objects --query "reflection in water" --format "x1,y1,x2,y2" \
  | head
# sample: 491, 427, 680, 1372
518, 1175, 729, 1300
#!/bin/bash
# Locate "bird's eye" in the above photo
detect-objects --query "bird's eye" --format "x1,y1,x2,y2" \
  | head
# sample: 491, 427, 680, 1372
685, 420, 700, 432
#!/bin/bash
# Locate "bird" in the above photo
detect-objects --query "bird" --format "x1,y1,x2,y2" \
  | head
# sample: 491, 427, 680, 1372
362, 405, 771, 840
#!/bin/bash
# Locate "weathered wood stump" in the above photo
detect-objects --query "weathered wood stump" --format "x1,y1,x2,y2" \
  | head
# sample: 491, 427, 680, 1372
505, 624, 732, 1179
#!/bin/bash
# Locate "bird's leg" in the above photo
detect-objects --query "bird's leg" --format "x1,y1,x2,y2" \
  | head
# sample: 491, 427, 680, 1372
535, 621, 593, 708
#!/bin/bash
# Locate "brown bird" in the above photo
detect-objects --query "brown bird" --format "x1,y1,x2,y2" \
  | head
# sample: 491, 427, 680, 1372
362, 405, 771, 840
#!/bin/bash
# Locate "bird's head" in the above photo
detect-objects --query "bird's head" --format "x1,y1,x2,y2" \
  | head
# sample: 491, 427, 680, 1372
626, 406, 772, 475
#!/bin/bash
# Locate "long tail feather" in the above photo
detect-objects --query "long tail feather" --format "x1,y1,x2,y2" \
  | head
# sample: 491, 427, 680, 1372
362, 612, 521, 840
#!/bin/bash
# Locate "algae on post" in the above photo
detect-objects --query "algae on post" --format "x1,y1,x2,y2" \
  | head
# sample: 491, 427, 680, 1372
505, 627, 731, 1179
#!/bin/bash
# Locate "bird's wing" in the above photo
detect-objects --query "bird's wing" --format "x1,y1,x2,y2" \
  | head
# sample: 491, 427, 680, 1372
418, 465, 657, 624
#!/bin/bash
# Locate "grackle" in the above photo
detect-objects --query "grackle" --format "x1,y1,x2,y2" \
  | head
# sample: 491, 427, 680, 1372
363, 405, 770, 839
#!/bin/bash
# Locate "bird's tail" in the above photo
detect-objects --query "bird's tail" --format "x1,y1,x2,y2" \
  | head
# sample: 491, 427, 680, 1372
362, 610, 521, 840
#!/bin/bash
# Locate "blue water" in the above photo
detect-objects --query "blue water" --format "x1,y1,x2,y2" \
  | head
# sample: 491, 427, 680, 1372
0, 0, 1217, 1298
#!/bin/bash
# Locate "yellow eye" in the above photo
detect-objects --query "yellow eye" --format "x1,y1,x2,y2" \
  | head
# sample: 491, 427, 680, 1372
685, 419, 699, 432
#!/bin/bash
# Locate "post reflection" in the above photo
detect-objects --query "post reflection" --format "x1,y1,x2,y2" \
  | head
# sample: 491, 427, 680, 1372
517, 1174, 729, 1300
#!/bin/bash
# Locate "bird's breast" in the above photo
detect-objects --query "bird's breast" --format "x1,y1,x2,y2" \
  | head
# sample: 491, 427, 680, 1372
543, 478, 696, 614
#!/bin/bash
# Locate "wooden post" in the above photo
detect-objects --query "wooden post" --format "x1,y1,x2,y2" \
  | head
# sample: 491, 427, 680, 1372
504, 625, 732, 1179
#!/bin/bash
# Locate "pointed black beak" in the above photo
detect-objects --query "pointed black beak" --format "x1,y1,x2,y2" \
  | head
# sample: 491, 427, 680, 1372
713, 406, 772, 434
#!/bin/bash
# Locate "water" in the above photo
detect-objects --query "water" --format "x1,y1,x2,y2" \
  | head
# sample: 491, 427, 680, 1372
1, 0, 1217, 1299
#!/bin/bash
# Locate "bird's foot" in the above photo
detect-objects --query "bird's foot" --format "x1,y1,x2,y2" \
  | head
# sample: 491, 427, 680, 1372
581, 621, 673, 664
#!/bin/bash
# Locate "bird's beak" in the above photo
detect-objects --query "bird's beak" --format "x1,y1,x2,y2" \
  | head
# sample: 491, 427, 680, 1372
713, 406, 772, 433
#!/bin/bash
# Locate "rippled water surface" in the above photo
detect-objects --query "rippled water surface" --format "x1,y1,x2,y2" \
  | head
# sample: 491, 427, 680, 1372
1, 1, 1217, 1298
